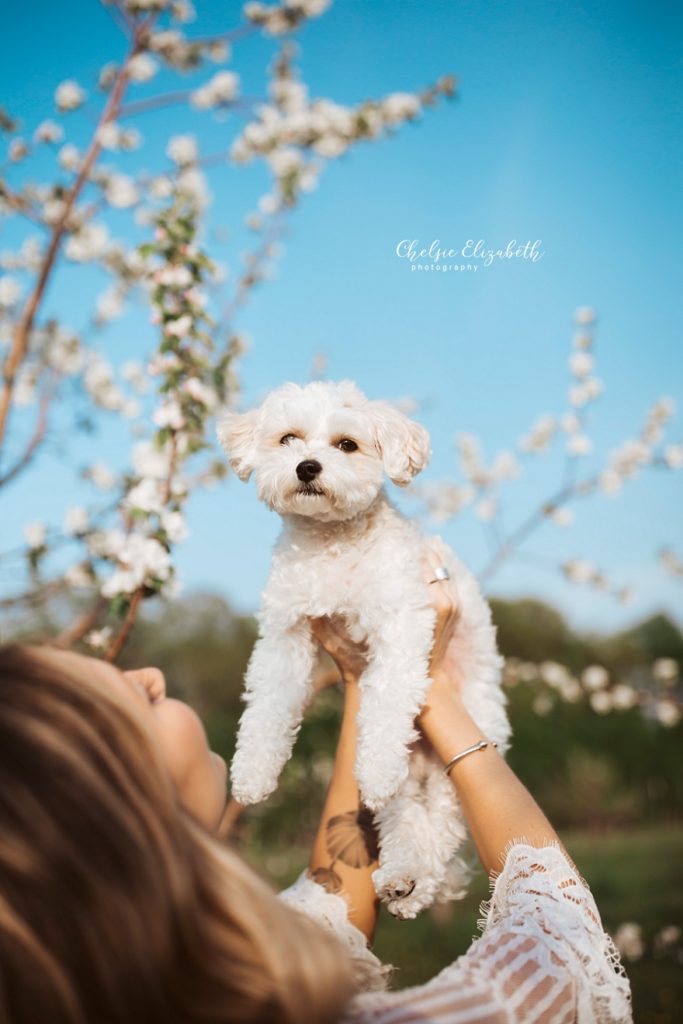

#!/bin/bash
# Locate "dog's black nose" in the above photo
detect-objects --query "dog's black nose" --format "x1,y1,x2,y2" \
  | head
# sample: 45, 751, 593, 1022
296, 459, 322, 482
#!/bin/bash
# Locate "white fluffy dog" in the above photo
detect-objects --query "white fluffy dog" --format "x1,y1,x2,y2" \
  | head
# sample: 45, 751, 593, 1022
218, 380, 511, 918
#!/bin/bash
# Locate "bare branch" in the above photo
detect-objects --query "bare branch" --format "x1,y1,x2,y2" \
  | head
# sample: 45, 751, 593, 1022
0, 373, 56, 488
105, 587, 144, 662
54, 597, 107, 649
0, 38, 142, 450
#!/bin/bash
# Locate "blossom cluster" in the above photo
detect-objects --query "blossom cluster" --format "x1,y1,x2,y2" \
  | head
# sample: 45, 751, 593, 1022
0, 0, 449, 654
412, 308, 681, 604
503, 655, 681, 727
612, 921, 682, 964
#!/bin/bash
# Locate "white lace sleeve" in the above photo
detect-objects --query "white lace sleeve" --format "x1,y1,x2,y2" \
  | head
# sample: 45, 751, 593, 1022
344, 839, 633, 1024
279, 871, 392, 992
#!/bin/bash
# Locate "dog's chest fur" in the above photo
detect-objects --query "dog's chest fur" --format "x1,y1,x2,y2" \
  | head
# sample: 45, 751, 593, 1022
262, 491, 424, 629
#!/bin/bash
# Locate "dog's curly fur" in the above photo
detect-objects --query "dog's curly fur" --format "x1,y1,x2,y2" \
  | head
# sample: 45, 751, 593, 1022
218, 380, 511, 918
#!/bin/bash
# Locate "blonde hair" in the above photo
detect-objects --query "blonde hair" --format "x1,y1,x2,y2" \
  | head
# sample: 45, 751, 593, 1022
0, 645, 355, 1024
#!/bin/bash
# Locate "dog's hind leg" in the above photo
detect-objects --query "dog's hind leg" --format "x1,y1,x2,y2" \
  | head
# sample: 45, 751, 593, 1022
373, 748, 471, 919
230, 617, 316, 805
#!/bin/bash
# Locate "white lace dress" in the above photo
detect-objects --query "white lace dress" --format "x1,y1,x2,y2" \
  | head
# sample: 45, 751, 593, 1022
280, 839, 633, 1023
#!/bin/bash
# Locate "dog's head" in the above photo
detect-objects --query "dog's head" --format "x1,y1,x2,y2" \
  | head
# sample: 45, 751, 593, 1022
217, 380, 431, 521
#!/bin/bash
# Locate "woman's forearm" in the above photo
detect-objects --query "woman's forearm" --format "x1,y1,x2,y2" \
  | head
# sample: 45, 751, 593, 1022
420, 671, 566, 876
309, 684, 380, 942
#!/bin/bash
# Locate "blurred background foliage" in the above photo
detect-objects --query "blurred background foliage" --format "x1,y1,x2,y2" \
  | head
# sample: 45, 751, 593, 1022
12, 590, 682, 1021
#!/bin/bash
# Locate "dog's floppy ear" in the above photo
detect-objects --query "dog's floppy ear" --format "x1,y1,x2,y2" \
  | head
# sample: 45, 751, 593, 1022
369, 401, 431, 486
217, 408, 260, 482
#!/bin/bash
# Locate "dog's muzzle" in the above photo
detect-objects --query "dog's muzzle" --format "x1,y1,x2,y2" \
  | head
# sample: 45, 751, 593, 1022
296, 459, 322, 483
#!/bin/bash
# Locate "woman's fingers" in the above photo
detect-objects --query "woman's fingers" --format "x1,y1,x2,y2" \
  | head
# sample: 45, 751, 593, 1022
123, 667, 166, 704
310, 615, 368, 684
422, 537, 460, 669
422, 538, 459, 619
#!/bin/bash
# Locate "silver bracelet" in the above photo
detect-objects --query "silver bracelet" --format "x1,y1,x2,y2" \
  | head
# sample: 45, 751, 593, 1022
444, 739, 498, 775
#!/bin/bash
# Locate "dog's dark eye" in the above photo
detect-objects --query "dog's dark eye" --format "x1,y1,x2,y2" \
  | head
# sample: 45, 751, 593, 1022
280, 433, 298, 445
337, 438, 358, 453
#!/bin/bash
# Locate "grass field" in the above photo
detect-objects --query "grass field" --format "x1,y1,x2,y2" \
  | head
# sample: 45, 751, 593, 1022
252, 824, 683, 1023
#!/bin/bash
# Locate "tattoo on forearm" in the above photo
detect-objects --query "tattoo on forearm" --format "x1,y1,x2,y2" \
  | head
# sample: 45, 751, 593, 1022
311, 807, 379, 894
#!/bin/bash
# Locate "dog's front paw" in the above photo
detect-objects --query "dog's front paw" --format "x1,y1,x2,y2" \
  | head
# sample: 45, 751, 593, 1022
230, 750, 276, 806
373, 869, 424, 920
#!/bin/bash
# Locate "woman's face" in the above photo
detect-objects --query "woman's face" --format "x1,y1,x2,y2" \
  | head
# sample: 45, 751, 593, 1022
46, 649, 229, 832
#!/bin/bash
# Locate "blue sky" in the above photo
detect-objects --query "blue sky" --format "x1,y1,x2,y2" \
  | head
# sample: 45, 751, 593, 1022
2, 0, 682, 633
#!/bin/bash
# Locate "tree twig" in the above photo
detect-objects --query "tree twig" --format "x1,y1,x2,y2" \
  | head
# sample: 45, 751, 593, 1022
0, 38, 141, 450
105, 588, 144, 662
54, 597, 107, 649
0, 373, 56, 488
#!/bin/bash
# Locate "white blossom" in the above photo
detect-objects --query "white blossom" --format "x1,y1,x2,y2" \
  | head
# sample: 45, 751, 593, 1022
161, 509, 189, 542
121, 361, 149, 393
128, 53, 159, 82
490, 450, 520, 481
574, 306, 596, 326
664, 444, 683, 470
569, 351, 593, 378
191, 70, 240, 109
95, 287, 124, 323
652, 658, 679, 685
0, 276, 21, 308
64, 506, 89, 535
58, 143, 81, 171
24, 522, 47, 548
560, 412, 581, 433
519, 414, 556, 454
85, 627, 113, 650
105, 174, 139, 208
55, 80, 86, 112
155, 264, 193, 288
582, 665, 609, 691
177, 167, 210, 210
612, 923, 644, 961
65, 223, 110, 262
184, 378, 218, 408
611, 683, 638, 710
382, 92, 421, 124
532, 693, 553, 716
149, 175, 173, 199
563, 558, 595, 584
101, 534, 172, 597
475, 496, 497, 521
65, 563, 92, 589
34, 119, 64, 144
164, 314, 192, 338
126, 477, 165, 513
590, 690, 613, 714
132, 440, 171, 479
655, 699, 681, 728
566, 433, 592, 456
167, 134, 198, 165
549, 506, 574, 527
656, 925, 682, 947
89, 462, 117, 490
540, 661, 572, 689
9, 139, 29, 162
153, 399, 185, 429
598, 469, 623, 496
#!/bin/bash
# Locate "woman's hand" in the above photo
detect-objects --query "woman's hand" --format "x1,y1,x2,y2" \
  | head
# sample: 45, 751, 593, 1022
310, 537, 463, 698
420, 537, 466, 716
310, 615, 368, 686
123, 666, 166, 704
